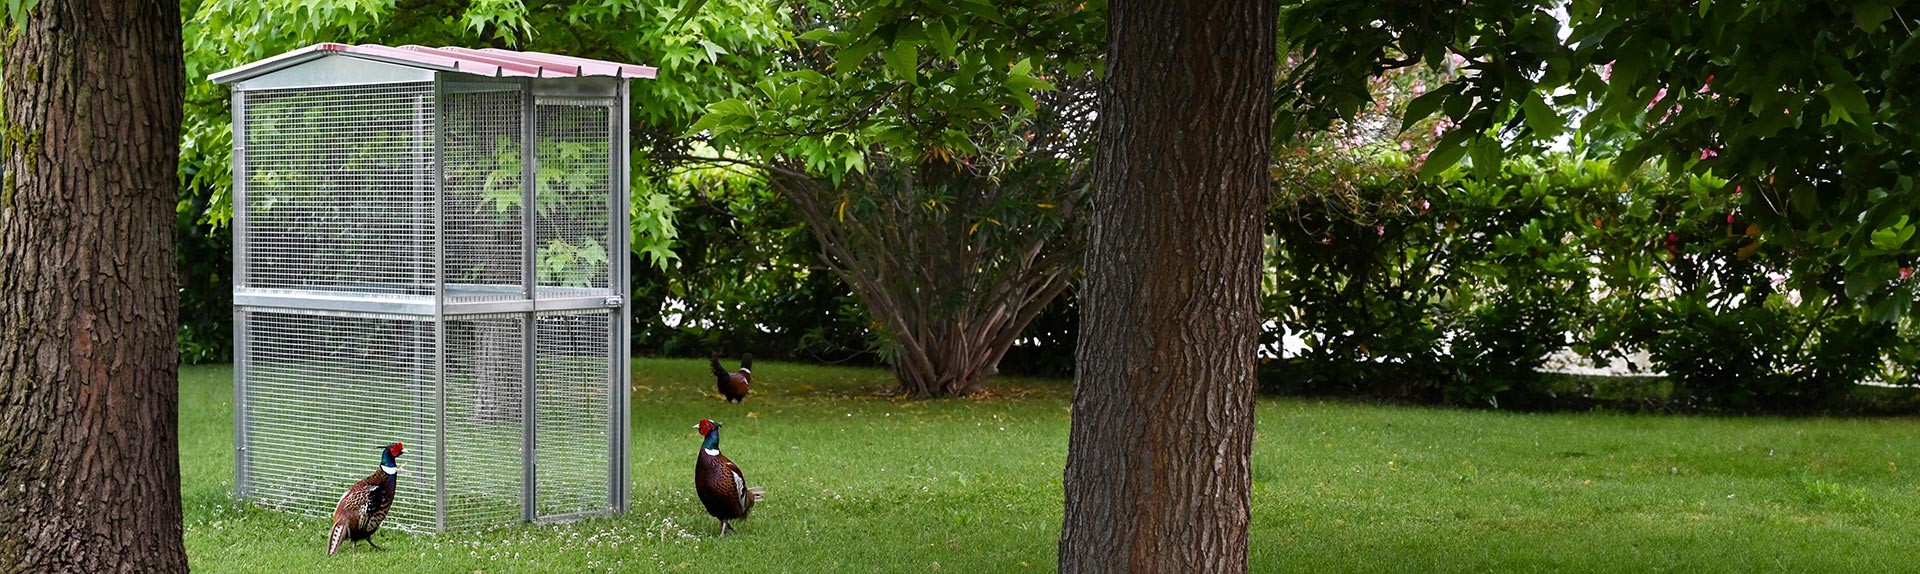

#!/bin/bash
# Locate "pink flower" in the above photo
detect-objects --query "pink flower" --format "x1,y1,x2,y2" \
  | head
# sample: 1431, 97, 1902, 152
1727, 211, 1735, 224
1376, 226, 1387, 236
1735, 185, 1743, 195
1401, 140, 1413, 151
1903, 267, 1914, 281
1699, 148, 1719, 160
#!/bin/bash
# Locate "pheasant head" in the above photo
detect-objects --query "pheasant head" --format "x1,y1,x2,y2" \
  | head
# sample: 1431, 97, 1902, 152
381, 442, 405, 474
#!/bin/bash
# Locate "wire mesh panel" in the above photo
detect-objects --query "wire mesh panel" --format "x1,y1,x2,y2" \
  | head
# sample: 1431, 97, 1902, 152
240, 83, 436, 296
441, 314, 527, 528
231, 68, 630, 533
534, 310, 615, 519
442, 85, 527, 302
533, 101, 615, 299
237, 308, 439, 531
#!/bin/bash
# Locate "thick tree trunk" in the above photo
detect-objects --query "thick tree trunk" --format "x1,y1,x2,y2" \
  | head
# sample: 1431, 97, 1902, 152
1059, 1, 1274, 572
0, 1, 188, 572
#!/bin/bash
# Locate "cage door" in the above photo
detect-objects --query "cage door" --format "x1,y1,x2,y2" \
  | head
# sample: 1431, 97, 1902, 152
531, 310, 616, 521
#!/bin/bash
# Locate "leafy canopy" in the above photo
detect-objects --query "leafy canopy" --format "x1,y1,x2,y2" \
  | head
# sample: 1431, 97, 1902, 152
1281, 0, 1920, 322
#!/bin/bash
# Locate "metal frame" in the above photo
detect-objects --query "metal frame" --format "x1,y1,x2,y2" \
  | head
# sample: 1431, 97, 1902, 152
519, 76, 541, 525
231, 89, 251, 500
431, 78, 450, 533
228, 64, 632, 532
611, 79, 633, 514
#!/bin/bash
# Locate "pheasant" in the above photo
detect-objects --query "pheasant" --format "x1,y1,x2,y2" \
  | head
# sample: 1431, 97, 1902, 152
327, 442, 404, 555
710, 352, 752, 402
694, 419, 763, 535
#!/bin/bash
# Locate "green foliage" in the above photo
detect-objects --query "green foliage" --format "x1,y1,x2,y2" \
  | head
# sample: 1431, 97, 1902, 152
177, 200, 232, 365
176, 0, 794, 356
684, 0, 1101, 395
691, 0, 1099, 182
1266, 138, 1913, 410
1267, 146, 1603, 406
628, 161, 870, 361
180, 0, 792, 247
1280, 0, 1920, 327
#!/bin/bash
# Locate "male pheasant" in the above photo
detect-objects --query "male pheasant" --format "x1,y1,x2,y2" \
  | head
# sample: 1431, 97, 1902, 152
694, 419, 764, 535
327, 442, 404, 555
710, 352, 752, 402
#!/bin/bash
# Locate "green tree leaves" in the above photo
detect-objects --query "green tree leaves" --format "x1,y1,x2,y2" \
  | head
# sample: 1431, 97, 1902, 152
1281, 0, 1920, 324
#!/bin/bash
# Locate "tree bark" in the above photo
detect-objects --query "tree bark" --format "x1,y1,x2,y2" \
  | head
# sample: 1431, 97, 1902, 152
0, 1, 188, 572
1059, 0, 1274, 572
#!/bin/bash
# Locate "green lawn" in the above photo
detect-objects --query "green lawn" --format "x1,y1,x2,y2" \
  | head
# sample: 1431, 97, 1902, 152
182, 360, 1920, 572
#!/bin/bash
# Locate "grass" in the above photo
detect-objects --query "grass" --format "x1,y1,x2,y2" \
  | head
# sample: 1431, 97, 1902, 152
182, 359, 1920, 572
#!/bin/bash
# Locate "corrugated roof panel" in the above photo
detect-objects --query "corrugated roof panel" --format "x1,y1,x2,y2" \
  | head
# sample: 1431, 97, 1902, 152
210, 43, 657, 85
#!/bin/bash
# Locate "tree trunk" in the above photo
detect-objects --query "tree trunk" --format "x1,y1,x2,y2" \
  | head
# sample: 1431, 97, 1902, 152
0, 1, 188, 572
772, 169, 1081, 399
1059, 0, 1274, 572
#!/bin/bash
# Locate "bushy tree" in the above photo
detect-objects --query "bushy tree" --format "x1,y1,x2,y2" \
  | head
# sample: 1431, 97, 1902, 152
691, 0, 1102, 397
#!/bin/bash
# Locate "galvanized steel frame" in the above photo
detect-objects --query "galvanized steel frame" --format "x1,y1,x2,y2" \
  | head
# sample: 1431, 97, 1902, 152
230, 69, 631, 532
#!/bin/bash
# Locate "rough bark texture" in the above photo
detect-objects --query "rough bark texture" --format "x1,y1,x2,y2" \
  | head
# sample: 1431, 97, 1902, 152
1058, 0, 1274, 572
0, 1, 188, 571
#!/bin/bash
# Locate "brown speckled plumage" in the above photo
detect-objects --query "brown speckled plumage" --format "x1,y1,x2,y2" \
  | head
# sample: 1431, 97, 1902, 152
694, 420, 763, 535
710, 352, 752, 402
327, 443, 403, 555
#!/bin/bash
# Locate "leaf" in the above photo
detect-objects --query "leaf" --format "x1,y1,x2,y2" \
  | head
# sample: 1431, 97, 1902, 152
1820, 60, 1870, 126
1419, 131, 1472, 179
957, 0, 1004, 24
708, 98, 753, 117
835, 38, 881, 75
1613, 139, 1656, 176
1400, 85, 1458, 132
1851, 1, 1894, 32
885, 41, 918, 84
1521, 92, 1565, 138
1867, 292, 1910, 323
7, 0, 40, 32
1895, 32, 1920, 68
665, 0, 710, 30
1569, 20, 1621, 50
1870, 216, 1914, 250
698, 39, 728, 63
1468, 136, 1504, 179
927, 20, 956, 59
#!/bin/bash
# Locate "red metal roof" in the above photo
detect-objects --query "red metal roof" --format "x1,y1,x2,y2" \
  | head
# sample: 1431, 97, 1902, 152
210, 43, 657, 84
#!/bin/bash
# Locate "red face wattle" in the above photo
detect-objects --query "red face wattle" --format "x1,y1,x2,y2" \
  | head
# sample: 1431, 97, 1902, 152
388, 442, 405, 457
697, 419, 718, 436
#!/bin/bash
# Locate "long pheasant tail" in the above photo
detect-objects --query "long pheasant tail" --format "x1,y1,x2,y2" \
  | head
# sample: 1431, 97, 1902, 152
740, 353, 752, 371
326, 522, 348, 556
745, 485, 765, 513
709, 352, 727, 381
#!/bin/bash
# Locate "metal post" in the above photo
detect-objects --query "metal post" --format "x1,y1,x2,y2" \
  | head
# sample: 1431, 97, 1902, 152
230, 89, 252, 500
431, 76, 450, 533
610, 80, 632, 515
520, 79, 540, 524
